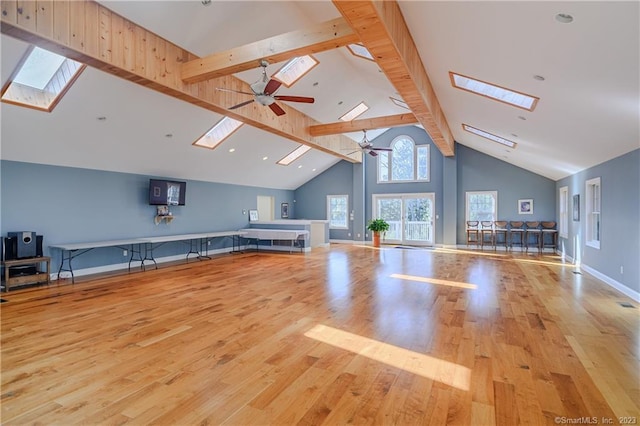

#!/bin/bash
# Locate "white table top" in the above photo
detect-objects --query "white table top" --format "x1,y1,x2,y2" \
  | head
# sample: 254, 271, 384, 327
50, 231, 247, 250
49, 239, 147, 251
240, 228, 309, 239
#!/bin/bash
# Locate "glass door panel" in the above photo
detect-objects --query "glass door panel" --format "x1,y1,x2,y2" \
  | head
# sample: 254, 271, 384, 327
373, 193, 435, 246
376, 197, 402, 242
404, 196, 433, 245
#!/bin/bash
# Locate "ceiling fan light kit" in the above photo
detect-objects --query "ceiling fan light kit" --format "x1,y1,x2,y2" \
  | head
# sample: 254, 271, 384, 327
348, 130, 394, 157
218, 60, 314, 116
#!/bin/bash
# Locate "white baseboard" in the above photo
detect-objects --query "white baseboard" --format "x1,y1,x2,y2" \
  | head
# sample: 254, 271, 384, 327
330, 239, 359, 244
580, 264, 640, 302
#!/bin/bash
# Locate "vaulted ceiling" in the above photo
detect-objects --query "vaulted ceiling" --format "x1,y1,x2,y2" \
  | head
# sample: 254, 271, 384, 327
1, 1, 638, 190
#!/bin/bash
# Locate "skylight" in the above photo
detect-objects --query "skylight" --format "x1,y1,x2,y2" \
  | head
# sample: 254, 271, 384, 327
347, 43, 374, 61
390, 97, 410, 110
340, 101, 369, 122
277, 145, 311, 166
462, 124, 517, 148
272, 55, 318, 88
1, 46, 85, 112
193, 117, 243, 149
450, 72, 539, 111
14, 47, 66, 89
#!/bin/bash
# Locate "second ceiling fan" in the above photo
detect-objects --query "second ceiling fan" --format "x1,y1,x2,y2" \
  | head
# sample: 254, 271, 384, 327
217, 60, 314, 116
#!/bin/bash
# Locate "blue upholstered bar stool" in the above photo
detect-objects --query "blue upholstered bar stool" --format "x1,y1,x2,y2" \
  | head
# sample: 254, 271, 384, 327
541, 221, 558, 253
525, 221, 542, 253
508, 221, 525, 251
480, 221, 494, 249
466, 221, 480, 247
493, 221, 509, 251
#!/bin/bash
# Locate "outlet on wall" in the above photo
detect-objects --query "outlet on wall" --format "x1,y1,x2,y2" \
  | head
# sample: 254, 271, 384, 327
123, 250, 128, 257
620, 265, 624, 274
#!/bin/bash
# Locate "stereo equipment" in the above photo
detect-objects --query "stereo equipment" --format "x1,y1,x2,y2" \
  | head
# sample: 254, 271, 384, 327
3, 233, 43, 260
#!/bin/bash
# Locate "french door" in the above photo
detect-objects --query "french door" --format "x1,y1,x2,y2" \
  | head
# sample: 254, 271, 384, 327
373, 193, 435, 246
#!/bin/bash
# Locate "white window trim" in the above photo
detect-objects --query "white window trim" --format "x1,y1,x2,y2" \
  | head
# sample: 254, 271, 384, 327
465, 191, 498, 223
377, 136, 430, 184
327, 194, 349, 230
559, 186, 569, 239
585, 177, 601, 249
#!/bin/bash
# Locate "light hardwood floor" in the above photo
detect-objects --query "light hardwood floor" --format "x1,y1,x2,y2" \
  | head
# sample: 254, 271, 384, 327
1, 244, 638, 425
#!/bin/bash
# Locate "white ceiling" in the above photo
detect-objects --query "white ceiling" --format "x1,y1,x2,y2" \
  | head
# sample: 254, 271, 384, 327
1, 1, 638, 190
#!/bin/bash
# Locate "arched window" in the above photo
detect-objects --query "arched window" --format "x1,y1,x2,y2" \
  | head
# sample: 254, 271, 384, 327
377, 135, 430, 183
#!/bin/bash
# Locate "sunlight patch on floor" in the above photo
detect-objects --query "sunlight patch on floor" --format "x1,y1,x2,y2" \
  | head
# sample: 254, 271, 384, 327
304, 324, 471, 391
390, 273, 478, 290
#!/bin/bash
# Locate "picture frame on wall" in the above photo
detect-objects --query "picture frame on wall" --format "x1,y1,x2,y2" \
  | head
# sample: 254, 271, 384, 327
518, 199, 533, 215
249, 209, 259, 222
573, 194, 580, 221
281, 203, 289, 219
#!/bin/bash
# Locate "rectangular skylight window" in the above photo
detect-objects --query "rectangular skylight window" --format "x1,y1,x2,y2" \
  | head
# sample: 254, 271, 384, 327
347, 43, 374, 61
272, 55, 318, 88
462, 124, 517, 148
450, 72, 539, 111
14, 47, 66, 90
390, 96, 410, 110
340, 101, 369, 122
277, 145, 311, 166
2, 45, 85, 112
193, 117, 243, 149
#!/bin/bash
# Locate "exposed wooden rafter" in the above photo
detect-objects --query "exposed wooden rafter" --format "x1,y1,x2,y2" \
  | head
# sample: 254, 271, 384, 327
332, 1, 455, 156
309, 113, 417, 137
0, 0, 362, 163
181, 17, 359, 83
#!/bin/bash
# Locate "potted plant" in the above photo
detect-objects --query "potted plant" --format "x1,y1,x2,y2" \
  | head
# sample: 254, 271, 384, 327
367, 218, 389, 248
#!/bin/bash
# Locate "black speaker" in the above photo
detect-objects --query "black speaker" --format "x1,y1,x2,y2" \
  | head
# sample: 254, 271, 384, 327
36, 235, 43, 257
7, 232, 37, 259
3, 237, 17, 261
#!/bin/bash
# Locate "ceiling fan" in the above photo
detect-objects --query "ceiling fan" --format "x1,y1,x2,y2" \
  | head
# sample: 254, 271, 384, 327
216, 60, 314, 116
349, 130, 393, 157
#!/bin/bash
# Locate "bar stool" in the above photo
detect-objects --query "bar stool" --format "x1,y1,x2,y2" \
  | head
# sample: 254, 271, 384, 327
480, 221, 494, 249
508, 221, 525, 250
493, 221, 509, 251
466, 221, 480, 247
525, 221, 541, 253
541, 221, 558, 253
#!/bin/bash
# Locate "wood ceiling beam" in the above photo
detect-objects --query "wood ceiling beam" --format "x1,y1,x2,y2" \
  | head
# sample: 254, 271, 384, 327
0, 0, 361, 163
309, 113, 417, 136
332, 1, 455, 156
181, 17, 360, 84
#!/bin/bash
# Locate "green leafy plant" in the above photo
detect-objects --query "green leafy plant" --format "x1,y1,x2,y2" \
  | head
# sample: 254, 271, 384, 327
367, 218, 390, 233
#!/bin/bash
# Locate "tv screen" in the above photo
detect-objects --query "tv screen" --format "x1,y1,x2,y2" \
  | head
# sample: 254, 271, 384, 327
149, 179, 186, 205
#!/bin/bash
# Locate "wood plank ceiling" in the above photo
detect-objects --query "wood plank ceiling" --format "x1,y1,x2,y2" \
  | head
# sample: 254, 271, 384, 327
0, 0, 455, 163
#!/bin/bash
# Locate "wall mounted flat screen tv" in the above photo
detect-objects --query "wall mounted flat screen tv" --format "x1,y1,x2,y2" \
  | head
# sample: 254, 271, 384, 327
149, 179, 186, 206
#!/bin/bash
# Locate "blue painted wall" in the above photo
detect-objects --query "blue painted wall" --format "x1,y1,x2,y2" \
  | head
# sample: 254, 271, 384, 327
364, 126, 445, 243
456, 144, 557, 243
1, 160, 294, 272
294, 160, 354, 240
555, 149, 639, 294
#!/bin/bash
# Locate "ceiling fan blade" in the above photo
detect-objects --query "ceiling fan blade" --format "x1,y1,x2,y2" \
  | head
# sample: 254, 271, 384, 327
274, 95, 315, 104
264, 79, 282, 96
269, 103, 286, 116
216, 87, 255, 96
229, 99, 255, 110
371, 147, 393, 151
368, 150, 379, 157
